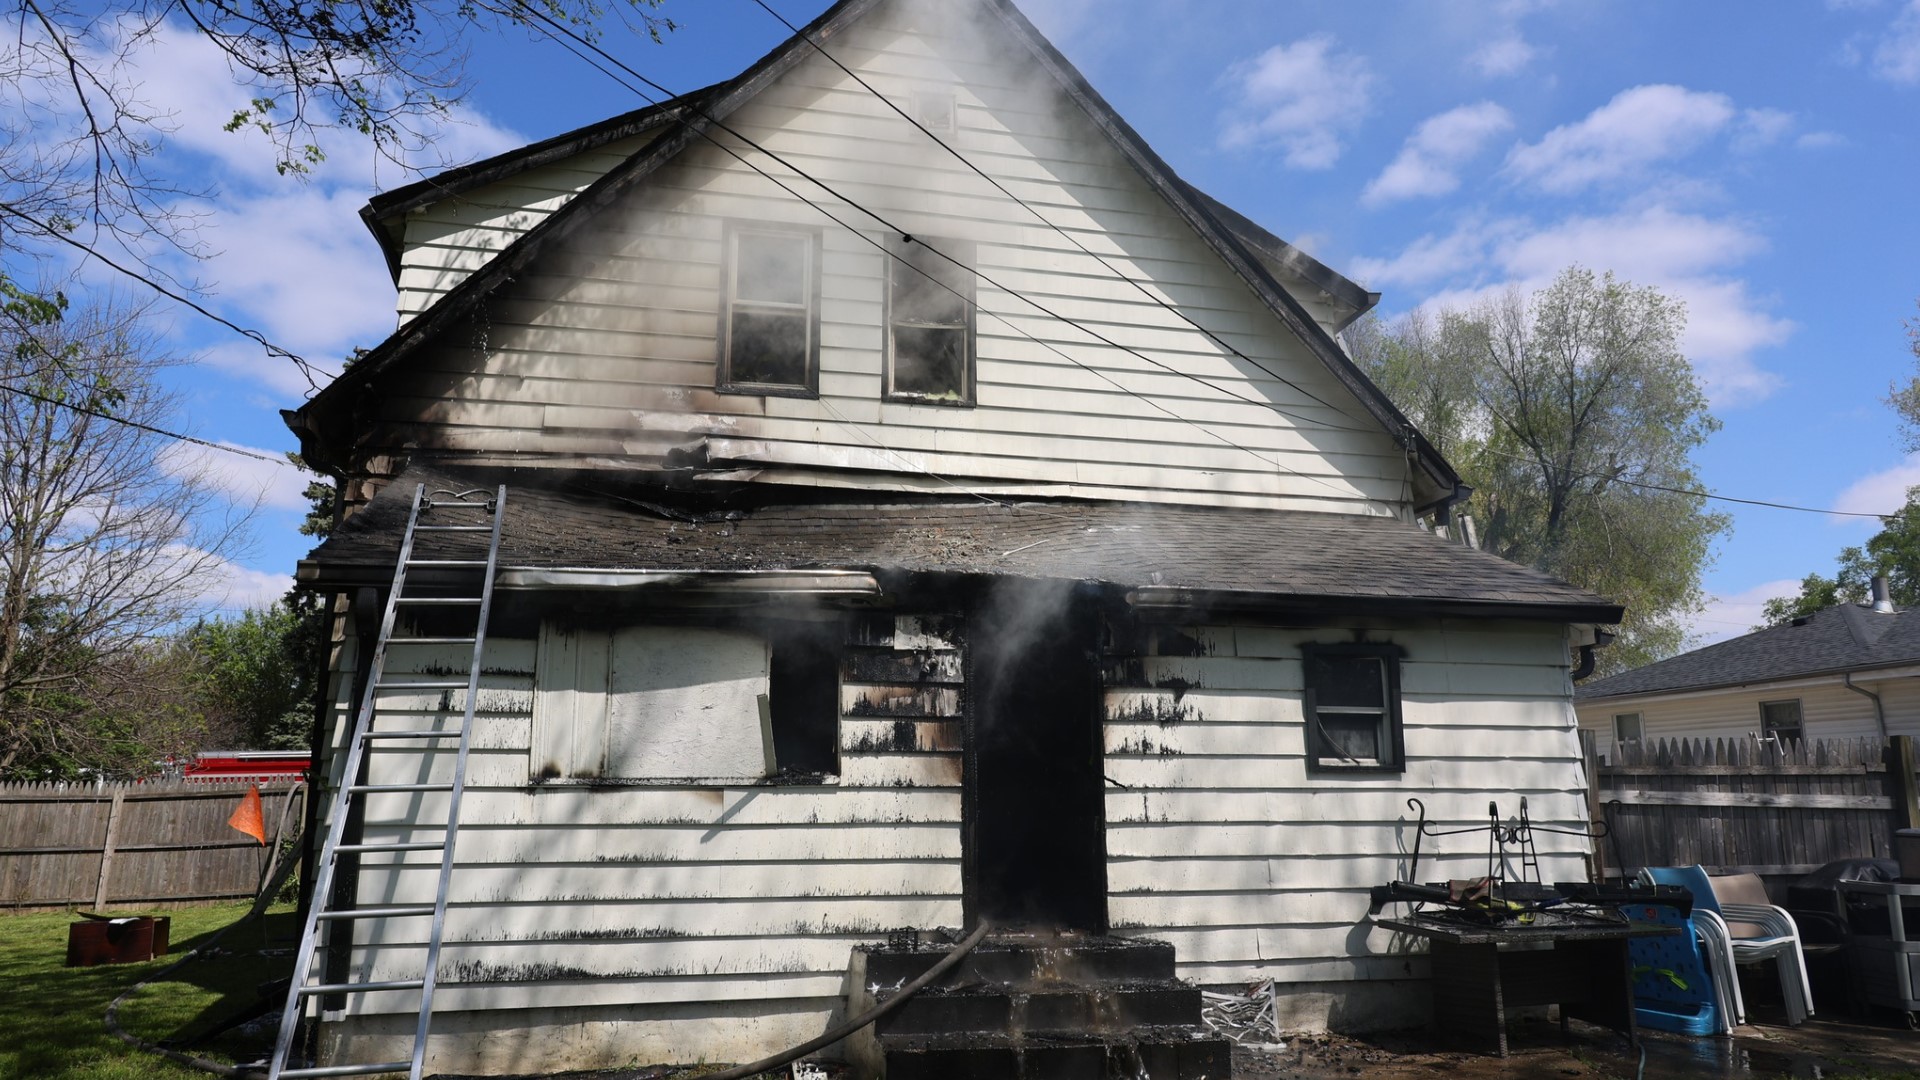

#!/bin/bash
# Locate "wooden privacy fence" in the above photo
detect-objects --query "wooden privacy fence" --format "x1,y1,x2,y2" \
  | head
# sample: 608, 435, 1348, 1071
0, 780, 304, 912
1583, 733, 1920, 883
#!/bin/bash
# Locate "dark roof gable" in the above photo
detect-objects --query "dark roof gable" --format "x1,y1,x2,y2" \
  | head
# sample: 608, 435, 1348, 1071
292, 0, 1456, 503
1577, 603, 1920, 701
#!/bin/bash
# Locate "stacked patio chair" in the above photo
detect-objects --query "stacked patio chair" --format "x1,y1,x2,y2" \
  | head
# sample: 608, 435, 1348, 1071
1621, 898, 1735, 1035
1642, 865, 1815, 1026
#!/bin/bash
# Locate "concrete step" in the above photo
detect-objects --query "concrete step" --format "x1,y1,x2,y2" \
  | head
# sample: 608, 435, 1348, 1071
879, 1028, 1231, 1080
875, 979, 1203, 1037
862, 933, 1176, 991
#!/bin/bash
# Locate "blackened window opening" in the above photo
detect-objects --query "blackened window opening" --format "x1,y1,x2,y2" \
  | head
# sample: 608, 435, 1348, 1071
721, 226, 818, 394
767, 621, 841, 775
887, 236, 974, 403
1303, 643, 1405, 774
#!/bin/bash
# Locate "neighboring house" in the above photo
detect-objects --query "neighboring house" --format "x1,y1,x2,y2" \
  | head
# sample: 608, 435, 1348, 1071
1576, 591, 1920, 760
286, 0, 1621, 1072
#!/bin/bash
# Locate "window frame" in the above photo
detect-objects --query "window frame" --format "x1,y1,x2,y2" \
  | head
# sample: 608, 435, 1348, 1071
717, 221, 822, 399
1612, 712, 1644, 744
883, 234, 977, 406
1759, 698, 1804, 742
1301, 642, 1406, 775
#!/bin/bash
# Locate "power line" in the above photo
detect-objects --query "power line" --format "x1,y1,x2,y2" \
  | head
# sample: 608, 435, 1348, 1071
0, 381, 288, 464
1473, 444, 1890, 520
511, 5, 1372, 502
742, 0, 1378, 434
0, 204, 326, 393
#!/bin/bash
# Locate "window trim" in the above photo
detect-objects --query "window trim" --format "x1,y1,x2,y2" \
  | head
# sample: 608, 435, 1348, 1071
717, 221, 822, 399
1759, 698, 1804, 742
883, 235, 977, 407
1301, 642, 1406, 775
1612, 712, 1644, 744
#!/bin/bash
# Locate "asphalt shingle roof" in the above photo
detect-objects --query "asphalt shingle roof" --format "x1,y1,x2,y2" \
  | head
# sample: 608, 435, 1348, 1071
1576, 602, 1920, 700
301, 466, 1619, 619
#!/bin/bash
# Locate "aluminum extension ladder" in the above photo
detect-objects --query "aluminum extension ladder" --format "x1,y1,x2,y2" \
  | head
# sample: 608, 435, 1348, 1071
270, 484, 507, 1080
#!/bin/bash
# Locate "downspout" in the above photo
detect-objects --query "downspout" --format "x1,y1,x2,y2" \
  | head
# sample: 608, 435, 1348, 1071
1571, 627, 1616, 683
1844, 671, 1890, 740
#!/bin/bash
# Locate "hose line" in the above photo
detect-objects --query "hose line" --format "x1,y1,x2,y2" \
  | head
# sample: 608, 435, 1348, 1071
697, 920, 993, 1080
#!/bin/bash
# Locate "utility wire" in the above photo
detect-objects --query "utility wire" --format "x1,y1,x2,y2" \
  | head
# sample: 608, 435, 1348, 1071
1471, 443, 1890, 520
512, 5, 1367, 501
743, 0, 1378, 434
0, 204, 325, 393
0, 381, 287, 464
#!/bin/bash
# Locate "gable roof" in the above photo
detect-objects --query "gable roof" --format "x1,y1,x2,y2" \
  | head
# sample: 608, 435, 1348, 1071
1577, 603, 1920, 701
291, 0, 1457, 505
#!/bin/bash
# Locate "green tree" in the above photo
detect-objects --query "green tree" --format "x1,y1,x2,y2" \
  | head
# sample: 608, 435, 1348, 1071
1352, 267, 1729, 675
183, 604, 315, 751
1758, 486, 1920, 628
1884, 298, 1920, 449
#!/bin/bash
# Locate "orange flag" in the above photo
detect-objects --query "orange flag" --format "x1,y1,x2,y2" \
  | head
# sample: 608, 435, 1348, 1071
228, 784, 267, 845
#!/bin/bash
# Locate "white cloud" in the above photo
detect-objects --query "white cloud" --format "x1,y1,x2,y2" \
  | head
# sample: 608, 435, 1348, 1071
1363, 102, 1514, 205
1832, 454, 1920, 518
1219, 35, 1375, 169
1733, 107, 1795, 151
1688, 579, 1804, 645
189, 554, 296, 613
1469, 35, 1538, 77
1505, 85, 1736, 193
1872, 0, 1920, 82
158, 441, 310, 511
1354, 206, 1792, 405
1796, 130, 1849, 149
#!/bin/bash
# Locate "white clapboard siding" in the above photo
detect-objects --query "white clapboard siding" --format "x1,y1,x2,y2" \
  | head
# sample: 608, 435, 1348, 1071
1574, 678, 1902, 757
1105, 619, 1590, 987
364, 4, 1410, 514
327, 617, 965, 1020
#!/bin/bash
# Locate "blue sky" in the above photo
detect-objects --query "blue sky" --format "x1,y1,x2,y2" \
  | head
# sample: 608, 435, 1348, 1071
68, 0, 1920, 645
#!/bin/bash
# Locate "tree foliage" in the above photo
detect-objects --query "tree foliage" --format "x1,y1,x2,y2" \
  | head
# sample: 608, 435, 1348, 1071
1758, 486, 1920, 628
0, 295, 250, 776
1885, 298, 1920, 451
1351, 267, 1729, 675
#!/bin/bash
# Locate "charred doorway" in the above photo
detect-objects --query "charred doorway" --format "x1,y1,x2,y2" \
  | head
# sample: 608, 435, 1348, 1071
964, 579, 1107, 932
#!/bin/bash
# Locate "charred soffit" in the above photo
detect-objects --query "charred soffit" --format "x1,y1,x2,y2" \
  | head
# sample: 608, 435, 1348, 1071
299, 468, 1621, 623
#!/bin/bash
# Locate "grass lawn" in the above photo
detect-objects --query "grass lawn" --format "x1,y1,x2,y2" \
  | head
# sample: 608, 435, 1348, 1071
0, 902, 297, 1080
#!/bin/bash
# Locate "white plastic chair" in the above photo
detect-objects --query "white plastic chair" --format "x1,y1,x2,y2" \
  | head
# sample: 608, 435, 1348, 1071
1642, 866, 1814, 1025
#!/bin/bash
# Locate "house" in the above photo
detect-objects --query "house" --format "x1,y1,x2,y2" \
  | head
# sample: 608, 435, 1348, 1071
1576, 583, 1920, 760
285, 0, 1623, 1072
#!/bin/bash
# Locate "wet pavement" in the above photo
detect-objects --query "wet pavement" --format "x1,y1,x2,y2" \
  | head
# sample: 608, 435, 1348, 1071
1234, 1013, 1920, 1080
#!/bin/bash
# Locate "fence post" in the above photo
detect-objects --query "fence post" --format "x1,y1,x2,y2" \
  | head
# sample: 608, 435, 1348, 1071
1891, 735, 1920, 833
92, 789, 126, 911
1580, 729, 1606, 883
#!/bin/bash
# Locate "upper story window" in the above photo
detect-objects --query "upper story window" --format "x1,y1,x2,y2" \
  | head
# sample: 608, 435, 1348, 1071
1759, 699, 1803, 742
1302, 643, 1404, 774
886, 236, 975, 405
719, 223, 819, 396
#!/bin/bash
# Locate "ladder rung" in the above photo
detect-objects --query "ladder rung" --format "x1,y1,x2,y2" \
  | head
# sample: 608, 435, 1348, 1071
347, 782, 454, 794
361, 730, 462, 740
405, 558, 490, 567
314, 905, 435, 921
280, 1063, 415, 1079
374, 680, 471, 690
334, 841, 444, 854
393, 597, 483, 605
387, 636, 477, 645
414, 524, 491, 532
300, 979, 425, 996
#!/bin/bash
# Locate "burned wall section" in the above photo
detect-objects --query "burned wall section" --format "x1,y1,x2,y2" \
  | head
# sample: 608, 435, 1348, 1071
318, 601, 968, 1070
1096, 614, 1594, 1031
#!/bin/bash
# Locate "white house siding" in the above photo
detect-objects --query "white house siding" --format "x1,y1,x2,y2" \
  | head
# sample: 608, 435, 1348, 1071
360, 3, 1411, 515
314, 611, 965, 1071
1103, 617, 1590, 1028
1576, 670, 1920, 758
392, 133, 661, 325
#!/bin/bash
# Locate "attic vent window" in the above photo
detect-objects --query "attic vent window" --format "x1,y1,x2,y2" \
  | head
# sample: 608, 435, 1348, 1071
719, 223, 820, 397
886, 236, 975, 405
911, 90, 956, 135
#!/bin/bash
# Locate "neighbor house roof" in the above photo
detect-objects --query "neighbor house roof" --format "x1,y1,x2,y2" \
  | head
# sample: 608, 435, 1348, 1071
290, 0, 1457, 504
1577, 603, 1920, 701
300, 466, 1621, 622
